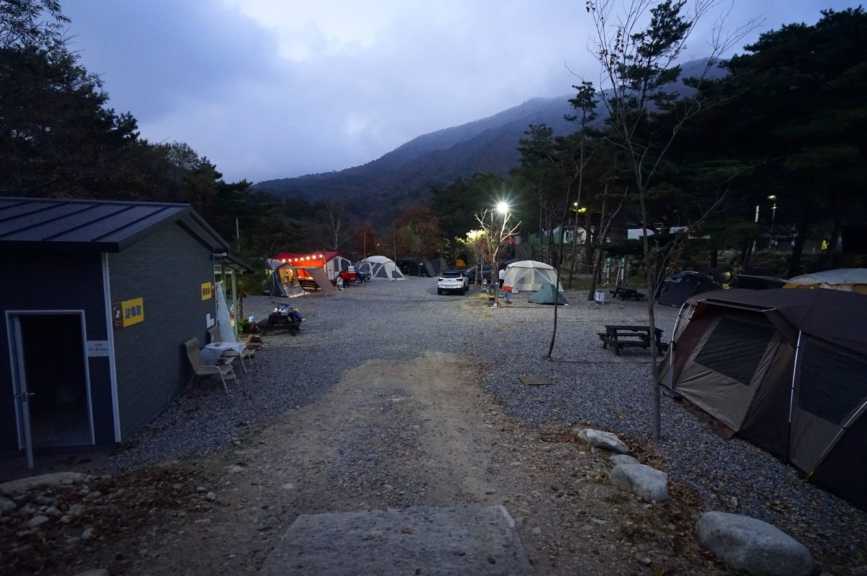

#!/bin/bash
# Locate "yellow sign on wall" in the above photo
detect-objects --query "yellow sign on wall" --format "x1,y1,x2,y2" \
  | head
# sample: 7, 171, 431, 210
120, 297, 144, 328
201, 281, 213, 301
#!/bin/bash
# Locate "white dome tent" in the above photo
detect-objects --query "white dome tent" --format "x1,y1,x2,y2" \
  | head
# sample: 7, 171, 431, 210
356, 255, 405, 280
502, 260, 561, 293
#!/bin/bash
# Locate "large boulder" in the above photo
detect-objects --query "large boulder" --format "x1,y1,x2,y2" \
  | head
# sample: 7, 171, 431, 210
575, 428, 630, 454
610, 463, 669, 502
696, 512, 814, 576
609, 454, 639, 467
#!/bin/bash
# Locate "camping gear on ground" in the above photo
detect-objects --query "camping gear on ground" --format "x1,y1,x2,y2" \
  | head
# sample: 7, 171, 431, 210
356, 255, 406, 280
339, 266, 359, 284
611, 286, 645, 301
598, 325, 666, 356
656, 271, 720, 306
502, 260, 560, 294
664, 288, 867, 510
594, 289, 608, 304
785, 268, 867, 294
184, 338, 237, 394
266, 304, 302, 334
528, 282, 568, 305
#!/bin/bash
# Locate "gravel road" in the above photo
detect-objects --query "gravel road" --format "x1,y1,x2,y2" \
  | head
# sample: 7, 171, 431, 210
10, 278, 863, 574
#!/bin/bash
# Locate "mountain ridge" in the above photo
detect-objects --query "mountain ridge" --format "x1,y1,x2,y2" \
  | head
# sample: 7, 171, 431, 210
255, 58, 723, 213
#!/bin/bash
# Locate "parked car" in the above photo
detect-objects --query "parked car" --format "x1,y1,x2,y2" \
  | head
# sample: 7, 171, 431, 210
437, 270, 470, 295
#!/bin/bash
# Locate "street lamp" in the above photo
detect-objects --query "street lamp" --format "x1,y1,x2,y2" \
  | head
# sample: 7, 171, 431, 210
496, 200, 510, 215
768, 194, 778, 244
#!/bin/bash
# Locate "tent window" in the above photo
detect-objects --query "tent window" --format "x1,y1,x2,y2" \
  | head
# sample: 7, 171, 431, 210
375, 265, 389, 278
799, 338, 867, 425
694, 316, 774, 385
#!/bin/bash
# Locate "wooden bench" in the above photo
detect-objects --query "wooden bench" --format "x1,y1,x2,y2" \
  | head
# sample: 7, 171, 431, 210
597, 325, 667, 356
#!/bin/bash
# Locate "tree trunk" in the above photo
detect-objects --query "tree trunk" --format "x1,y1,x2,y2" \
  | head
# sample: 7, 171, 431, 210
638, 184, 661, 441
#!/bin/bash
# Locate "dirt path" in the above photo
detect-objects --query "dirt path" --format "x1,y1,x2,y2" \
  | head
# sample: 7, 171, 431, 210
5, 351, 722, 575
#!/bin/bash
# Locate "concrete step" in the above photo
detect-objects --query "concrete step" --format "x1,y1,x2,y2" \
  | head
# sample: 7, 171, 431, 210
261, 504, 530, 575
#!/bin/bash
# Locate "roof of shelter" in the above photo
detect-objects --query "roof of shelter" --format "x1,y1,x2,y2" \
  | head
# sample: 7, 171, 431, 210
690, 288, 867, 356
787, 268, 867, 285
274, 251, 340, 262
0, 196, 229, 253
362, 255, 396, 264
506, 260, 554, 270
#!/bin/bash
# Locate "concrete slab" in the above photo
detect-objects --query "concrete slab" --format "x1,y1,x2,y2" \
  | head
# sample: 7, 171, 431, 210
262, 505, 530, 576
519, 374, 549, 386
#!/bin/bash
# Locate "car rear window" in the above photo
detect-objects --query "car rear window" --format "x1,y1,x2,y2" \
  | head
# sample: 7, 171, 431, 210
443, 272, 462, 278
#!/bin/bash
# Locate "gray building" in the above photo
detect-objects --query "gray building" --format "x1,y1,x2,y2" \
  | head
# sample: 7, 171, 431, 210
0, 197, 233, 466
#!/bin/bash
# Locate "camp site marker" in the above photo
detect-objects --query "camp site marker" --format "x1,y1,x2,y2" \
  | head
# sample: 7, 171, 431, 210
201, 281, 214, 300
114, 297, 144, 328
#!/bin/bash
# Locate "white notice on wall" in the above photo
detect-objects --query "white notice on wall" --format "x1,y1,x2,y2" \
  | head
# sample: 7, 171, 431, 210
86, 341, 110, 357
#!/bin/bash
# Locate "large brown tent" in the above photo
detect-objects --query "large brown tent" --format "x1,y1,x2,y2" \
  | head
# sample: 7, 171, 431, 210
665, 288, 867, 509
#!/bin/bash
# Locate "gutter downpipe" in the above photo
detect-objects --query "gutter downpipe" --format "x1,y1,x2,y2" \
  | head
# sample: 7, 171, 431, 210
786, 330, 803, 464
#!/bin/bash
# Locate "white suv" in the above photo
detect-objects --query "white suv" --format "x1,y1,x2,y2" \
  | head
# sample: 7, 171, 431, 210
437, 270, 469, 295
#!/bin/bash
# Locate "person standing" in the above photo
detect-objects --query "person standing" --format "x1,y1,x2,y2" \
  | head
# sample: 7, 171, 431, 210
498, 266, 505, 288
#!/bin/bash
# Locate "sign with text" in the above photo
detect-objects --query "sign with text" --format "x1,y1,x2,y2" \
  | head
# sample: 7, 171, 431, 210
119, 297, 144, 328
86, 341, 110, 357
201, 281, 213, 301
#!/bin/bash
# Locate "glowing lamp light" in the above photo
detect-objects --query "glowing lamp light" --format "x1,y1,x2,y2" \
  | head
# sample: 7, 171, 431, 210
495, 201, 510, 215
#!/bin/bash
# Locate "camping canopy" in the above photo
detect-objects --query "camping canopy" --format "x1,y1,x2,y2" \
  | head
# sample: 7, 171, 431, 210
785, 268, 867, 294
356, 255, 405, 280
503, 260, 559, 293
666, 288, 867, 510
528, 282, 568, 305
656, 271, 719, 306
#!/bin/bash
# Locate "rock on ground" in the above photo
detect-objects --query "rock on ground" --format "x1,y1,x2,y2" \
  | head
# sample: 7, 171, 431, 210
610, 463, 669, 503
696, 511, 814, 576
575, 428, 630, 454
0, 495, 15, 513
0, 472, 92, 494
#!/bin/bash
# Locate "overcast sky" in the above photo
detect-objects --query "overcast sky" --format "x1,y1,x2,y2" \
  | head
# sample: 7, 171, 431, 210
64, 1, 859, 183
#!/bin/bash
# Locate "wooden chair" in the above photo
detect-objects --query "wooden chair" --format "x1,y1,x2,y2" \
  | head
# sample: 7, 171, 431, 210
184, 338, 237, 393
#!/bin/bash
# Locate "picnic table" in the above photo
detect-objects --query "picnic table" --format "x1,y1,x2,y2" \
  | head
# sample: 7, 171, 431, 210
598, 325, 667, 356
610, 286, 646, 301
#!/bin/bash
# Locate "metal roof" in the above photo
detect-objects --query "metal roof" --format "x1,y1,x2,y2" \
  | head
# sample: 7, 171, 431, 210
0, 197, 230, 253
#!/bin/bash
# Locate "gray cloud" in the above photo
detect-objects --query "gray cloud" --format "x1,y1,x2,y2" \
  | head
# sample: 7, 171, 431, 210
64, 0, 861, 183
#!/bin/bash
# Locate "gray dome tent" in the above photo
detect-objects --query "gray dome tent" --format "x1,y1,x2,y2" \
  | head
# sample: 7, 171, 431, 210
665, 288, 867, 510
356, 255, 405, 280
